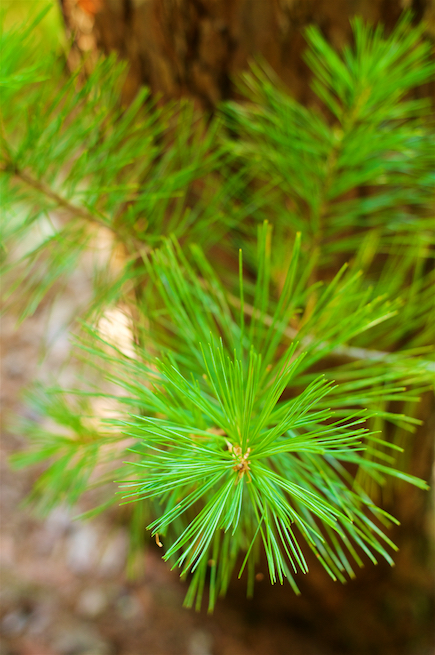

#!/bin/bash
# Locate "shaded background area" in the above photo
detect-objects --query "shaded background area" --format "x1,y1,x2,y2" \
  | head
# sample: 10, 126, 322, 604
1, 2, 435, 654
59, 0, 435, 107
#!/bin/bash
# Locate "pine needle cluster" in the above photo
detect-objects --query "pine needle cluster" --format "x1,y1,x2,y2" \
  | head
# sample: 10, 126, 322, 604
1, 9, 434, 610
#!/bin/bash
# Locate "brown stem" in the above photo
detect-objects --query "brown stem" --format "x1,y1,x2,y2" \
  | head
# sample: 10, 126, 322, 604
226, 291, 434, 372
2, 162, 118, 234
0, 158, 152, 265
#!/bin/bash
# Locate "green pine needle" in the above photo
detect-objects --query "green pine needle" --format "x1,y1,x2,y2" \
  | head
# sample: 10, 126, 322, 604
2, 10, 433, 611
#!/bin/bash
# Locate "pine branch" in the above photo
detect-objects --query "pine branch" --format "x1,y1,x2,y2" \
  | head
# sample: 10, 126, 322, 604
225, 291, 434, 374
1, 161, 119, 235
3, 10, 433, 612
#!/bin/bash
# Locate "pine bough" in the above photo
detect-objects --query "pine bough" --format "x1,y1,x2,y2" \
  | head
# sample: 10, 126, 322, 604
1, 9, 434, 610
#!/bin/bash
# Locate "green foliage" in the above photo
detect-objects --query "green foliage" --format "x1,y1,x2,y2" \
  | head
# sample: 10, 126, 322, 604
223, 15, 434, 352
1, 9, 434, 610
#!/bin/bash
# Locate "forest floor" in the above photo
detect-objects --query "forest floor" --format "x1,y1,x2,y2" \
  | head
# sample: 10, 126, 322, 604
1, 288, 434, 655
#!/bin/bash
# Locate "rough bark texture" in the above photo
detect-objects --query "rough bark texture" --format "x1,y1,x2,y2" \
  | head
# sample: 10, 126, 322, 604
60, 0, 434, 108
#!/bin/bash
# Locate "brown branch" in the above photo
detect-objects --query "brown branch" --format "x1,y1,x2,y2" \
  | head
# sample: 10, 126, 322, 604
226, 291, 435, 372
2, 162, 117, 234
0, 160, 152, 261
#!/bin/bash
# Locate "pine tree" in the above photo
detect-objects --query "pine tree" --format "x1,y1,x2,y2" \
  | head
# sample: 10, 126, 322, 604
1, 9, 434, 611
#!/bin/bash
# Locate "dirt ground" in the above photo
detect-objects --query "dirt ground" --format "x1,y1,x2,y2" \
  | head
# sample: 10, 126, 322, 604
1, 295, 434, 655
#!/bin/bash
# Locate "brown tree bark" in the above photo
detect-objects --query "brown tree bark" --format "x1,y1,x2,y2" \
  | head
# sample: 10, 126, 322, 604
59, 0, 434, 108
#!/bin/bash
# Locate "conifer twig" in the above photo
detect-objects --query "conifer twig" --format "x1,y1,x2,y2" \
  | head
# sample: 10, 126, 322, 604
0, 162, 122, 237
3, 11, 433, 611
226, 292, 435, 371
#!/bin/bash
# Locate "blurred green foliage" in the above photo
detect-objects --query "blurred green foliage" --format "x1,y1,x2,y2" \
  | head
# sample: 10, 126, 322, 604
1, 0, 64, 50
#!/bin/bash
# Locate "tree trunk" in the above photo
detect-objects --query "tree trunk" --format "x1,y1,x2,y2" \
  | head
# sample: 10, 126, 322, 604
59, 0, 433, 108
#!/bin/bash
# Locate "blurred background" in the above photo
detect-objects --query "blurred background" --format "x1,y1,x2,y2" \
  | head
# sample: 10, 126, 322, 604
1, 2, 434, 654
